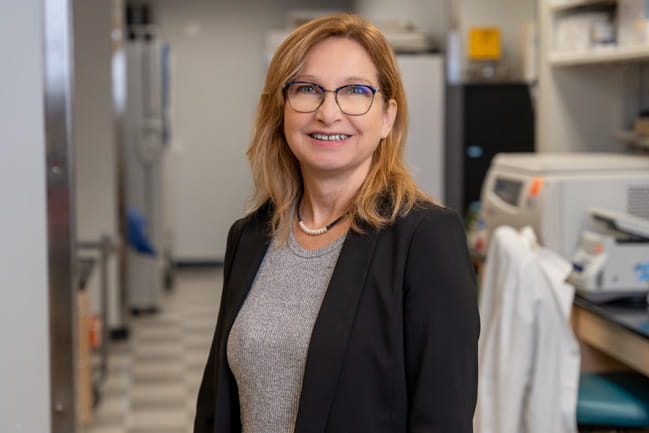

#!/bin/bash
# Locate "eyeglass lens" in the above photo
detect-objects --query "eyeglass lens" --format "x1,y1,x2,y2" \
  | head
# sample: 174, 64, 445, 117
286, 83, 375, 115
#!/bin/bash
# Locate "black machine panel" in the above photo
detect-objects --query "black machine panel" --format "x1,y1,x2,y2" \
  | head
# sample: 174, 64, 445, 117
445, 83, 535, 216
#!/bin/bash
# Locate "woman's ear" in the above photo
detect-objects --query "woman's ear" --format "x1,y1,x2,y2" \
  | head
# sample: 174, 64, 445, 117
381, 99, 397, 139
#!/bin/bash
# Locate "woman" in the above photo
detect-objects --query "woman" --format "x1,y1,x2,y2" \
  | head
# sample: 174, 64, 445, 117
194, 13, 479, 433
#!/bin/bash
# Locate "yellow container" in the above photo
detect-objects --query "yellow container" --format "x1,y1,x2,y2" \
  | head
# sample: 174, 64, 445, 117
468, 27, 501, 60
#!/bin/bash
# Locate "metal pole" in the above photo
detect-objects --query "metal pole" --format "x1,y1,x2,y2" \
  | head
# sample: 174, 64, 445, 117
44, 0, 77, 431
100, 235, 111, 382
113, 0, 131, 338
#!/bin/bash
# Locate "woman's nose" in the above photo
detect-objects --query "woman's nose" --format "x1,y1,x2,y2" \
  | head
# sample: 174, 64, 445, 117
315, 91, 342, 123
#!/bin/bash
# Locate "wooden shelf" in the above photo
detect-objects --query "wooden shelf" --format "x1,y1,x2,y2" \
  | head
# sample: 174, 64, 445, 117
549, 45, 649, 65
549, 0, 616, 12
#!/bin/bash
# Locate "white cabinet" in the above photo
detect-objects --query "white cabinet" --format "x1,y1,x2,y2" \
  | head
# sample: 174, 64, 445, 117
537, 0, 648, 152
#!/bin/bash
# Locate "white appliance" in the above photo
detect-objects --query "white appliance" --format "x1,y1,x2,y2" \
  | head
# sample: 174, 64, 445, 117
123, 34, 171, 312
480, 152, 649, 259
568, 207, 649, 302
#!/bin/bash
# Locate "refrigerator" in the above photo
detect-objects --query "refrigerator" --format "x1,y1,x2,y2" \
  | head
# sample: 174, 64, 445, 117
398, 54, 445, 202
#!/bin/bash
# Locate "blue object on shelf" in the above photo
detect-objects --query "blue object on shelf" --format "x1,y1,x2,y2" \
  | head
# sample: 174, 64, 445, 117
578, 372, 649, 428
127, 208, 156, 256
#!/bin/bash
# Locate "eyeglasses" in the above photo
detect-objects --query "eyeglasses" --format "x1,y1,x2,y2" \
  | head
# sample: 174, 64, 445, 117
284, 81, 380, 116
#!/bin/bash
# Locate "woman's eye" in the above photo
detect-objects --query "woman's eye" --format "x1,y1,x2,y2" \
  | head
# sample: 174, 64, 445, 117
344, 85, 371, 96
296, 85, 319, 94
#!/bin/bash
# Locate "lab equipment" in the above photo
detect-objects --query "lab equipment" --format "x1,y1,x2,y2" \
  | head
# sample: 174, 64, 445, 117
122, 28, 171, 312
568, 208, 649, 303
480, 152, 649, 259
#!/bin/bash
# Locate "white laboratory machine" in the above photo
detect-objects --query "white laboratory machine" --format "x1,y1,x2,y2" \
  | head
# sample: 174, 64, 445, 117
568, 208, 649, 303
480, 152, 649, 259
122, 31, 171, 312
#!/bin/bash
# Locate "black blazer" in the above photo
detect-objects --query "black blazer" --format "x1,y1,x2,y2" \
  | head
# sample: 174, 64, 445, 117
194, 201, 479, 433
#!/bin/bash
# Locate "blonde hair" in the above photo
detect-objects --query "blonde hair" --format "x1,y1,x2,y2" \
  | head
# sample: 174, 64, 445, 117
246, 13, 433, 241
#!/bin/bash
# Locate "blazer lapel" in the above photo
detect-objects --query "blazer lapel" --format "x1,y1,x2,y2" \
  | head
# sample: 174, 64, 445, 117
294, 228, 379, 433
219, 211, 272, 345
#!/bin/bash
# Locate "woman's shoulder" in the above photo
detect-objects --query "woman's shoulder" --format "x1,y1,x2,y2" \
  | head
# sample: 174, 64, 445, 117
390, 200, 469, 258
228, 201, 274, 241
377, 200, 467, 247
396, 199, 462, 229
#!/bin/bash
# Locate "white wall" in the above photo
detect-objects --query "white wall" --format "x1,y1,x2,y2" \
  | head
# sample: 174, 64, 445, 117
73, 0, 123, 327
0, 2, 52, 432
153, 0, 351, 261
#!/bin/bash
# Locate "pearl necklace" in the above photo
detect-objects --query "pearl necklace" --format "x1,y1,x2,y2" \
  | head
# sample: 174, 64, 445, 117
296, 202, 346, 236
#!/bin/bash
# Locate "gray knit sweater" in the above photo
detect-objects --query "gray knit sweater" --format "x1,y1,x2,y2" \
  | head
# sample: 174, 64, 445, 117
226, 229, 346, 433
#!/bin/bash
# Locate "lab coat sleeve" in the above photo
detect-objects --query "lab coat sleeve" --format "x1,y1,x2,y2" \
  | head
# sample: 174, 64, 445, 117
403, 208, 480, 433
193, 221, 240, 433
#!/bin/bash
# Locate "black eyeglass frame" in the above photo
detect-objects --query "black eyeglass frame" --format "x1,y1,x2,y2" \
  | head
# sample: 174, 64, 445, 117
283, 81, 381, 116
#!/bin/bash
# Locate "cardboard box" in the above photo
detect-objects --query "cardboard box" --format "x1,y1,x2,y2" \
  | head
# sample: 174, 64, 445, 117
555, 12, 613, 52
634, 117, 649, 136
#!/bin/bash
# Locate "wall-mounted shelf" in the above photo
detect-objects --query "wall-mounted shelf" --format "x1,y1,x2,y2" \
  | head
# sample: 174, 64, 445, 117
549, 0, 616, 12
549, 45, 649, 65
539, 0, 648, 153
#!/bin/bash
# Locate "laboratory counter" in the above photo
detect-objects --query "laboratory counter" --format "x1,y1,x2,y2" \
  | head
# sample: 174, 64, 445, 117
572, 295, 649, 377
575, 296, 649, 339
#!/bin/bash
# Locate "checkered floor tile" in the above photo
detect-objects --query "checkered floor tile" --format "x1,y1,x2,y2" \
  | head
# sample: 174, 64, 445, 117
82, 267, 222, 433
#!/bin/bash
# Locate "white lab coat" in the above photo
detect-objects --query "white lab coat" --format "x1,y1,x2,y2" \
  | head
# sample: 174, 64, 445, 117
475, 226, 580, 433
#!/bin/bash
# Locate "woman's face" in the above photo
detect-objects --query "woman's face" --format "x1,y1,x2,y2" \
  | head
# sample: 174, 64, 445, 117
283, 37, 397, 183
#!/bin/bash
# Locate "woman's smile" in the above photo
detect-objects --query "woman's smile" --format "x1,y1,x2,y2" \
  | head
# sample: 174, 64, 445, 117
308, 132, 351, 142
307, 132, 353, 147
